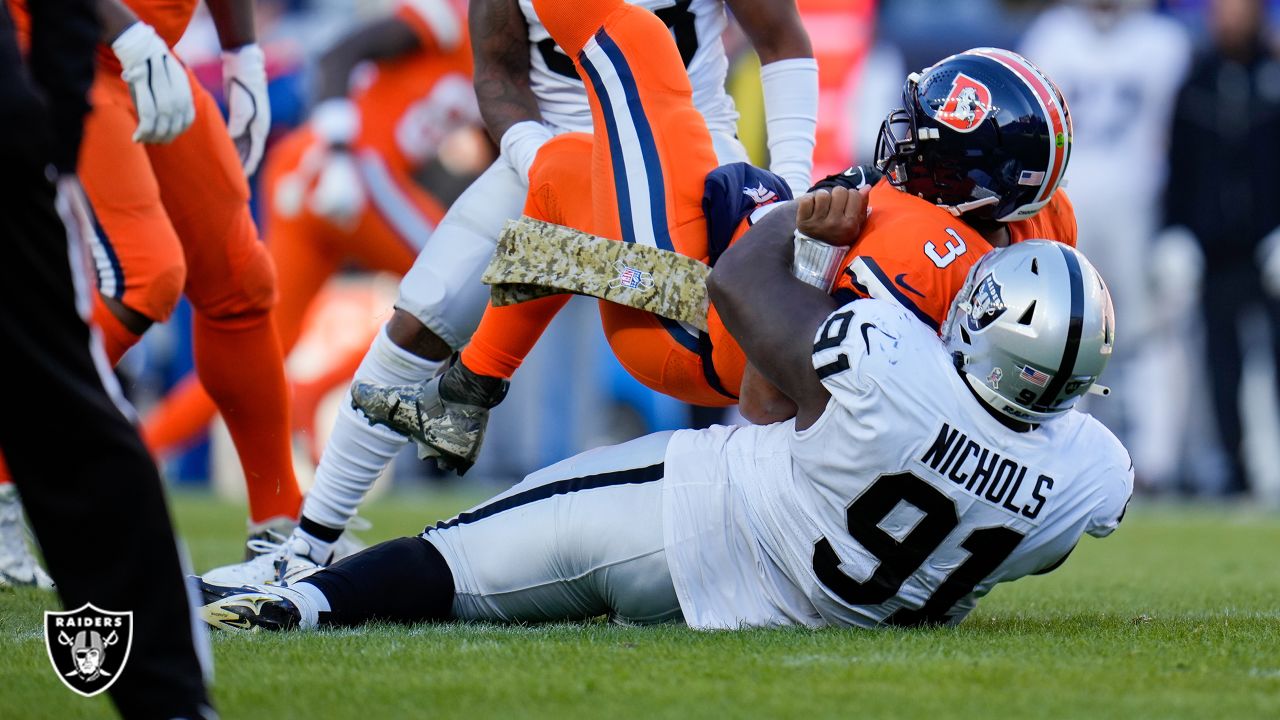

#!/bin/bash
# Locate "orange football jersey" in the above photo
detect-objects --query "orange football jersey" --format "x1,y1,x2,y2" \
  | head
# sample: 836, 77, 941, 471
832, 183, 1078, 331
351, 0, 476, 173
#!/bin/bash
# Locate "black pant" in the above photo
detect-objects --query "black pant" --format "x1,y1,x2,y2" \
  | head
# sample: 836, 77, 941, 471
0, 169, 212, 718
1201, 264, 1280, 495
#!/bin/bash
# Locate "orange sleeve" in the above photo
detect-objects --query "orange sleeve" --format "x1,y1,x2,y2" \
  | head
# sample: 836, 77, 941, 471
393, 0, 465, 53
1010, 188, 1077, 248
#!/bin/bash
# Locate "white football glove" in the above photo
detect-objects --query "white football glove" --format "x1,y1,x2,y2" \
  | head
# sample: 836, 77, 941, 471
308, 150, 366, 227
223, 43, 271, 176
111, 22, 195, 144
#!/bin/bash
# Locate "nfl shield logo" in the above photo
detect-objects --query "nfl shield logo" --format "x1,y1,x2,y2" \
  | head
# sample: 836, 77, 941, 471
44, 604, 133, 697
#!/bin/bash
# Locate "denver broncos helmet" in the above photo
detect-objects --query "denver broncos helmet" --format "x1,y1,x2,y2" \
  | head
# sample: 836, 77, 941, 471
874, 48, 1072, 223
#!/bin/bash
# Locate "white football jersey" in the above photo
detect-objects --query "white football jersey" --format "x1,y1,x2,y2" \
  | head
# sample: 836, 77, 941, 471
662, 299, 1133, 630
518, 0, 738, 135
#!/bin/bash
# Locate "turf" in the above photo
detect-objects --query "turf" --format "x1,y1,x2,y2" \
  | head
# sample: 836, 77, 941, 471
1, 491, 1277, 719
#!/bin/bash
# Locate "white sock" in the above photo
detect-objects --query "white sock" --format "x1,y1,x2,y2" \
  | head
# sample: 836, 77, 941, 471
274, 581, 331, 630
303, 327, 442, 531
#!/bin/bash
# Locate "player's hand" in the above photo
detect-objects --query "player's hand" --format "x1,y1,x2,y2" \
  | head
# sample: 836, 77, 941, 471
309, 150, 366, 227
796, 185, 868, 246
223, 43, 271, 176
111, 22, 196, 144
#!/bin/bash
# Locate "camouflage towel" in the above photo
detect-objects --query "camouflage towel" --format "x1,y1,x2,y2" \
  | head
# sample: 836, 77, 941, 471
483, 217, 711, 332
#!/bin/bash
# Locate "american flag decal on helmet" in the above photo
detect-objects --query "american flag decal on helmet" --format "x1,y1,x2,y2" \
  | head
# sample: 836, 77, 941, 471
1019, 364, 1052, 388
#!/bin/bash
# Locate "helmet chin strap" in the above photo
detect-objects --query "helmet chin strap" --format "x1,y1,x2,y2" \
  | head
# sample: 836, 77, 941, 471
944, 196, 999, 217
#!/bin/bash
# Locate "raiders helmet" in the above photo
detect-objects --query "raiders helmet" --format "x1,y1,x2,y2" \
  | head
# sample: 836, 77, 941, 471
941, 240, 1114, 422
875, 48, 1072, 223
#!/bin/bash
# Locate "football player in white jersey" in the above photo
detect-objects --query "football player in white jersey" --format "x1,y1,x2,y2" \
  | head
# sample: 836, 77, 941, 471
195, 186, 1133, 633
201, 0, 818, 585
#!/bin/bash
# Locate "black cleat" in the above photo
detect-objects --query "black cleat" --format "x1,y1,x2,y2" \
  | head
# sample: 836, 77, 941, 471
196, 577, 301, 632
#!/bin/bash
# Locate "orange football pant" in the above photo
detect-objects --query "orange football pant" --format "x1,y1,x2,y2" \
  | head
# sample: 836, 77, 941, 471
141, 127, 435, 459
74, 66, 298, 523
461, 0, 744, 406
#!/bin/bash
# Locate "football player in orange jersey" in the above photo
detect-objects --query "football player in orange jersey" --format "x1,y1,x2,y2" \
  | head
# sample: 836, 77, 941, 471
352, 44, 1081, 473
0, 0, 302, 562
140, 0, 478, 478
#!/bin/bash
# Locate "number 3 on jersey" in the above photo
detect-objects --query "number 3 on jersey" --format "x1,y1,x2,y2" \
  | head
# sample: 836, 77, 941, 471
924, 228, 968, 268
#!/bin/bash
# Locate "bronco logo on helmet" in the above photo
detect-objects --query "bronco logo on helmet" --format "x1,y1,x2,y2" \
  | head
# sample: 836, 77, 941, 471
933, 73, 993, 132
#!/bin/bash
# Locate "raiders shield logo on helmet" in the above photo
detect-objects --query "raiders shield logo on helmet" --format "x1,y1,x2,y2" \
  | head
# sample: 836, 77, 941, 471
44, 604, 133, 697
933, 73, 993, 133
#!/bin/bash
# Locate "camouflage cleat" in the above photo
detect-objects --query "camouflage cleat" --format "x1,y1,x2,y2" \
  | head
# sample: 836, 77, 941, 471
197, 579, 301, 632
351, 358, 508, 475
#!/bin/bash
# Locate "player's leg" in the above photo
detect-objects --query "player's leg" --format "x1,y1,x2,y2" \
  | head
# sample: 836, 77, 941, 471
0, 165, 212, 718
198, 432, 681, 630
350, 136, 593, 471
546, 0, 741, 405
146, 73, 302, 528
288, 158, 528, 562
457, 133, 593, 380
78, 70, 188, 361
1201, 270, 1248, 494
140, 129, 346, 456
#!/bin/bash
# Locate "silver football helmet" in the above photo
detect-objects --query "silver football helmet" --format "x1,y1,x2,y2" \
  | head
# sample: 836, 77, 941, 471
941, 240, 1115, 422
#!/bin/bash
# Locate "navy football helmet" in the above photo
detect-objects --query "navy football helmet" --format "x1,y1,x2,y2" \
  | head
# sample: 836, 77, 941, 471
874, 48, 1072, 223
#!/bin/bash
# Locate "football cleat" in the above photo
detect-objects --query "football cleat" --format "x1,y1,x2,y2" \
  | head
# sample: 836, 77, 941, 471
350, 357, 508, 475
203, 530, 323, 587
197, 580, 301, 632
0, 485, 53, 590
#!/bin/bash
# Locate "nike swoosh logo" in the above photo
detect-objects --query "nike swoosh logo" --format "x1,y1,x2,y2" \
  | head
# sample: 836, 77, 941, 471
895, 273, 926, 298
860, 322, 878, 353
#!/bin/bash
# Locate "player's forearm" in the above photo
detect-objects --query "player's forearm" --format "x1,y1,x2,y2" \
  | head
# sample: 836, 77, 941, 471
730, 0, 813, 64
708, 200, 834, 423
471, 0, 542, 143
314, 18, 422, 104
207, 0, 256, 50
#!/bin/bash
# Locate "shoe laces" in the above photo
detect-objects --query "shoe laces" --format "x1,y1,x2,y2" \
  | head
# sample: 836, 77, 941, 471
244, 529, 313, 564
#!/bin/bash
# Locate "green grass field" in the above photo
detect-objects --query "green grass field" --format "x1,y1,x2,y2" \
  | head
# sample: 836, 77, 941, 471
2, 490, 1277, 719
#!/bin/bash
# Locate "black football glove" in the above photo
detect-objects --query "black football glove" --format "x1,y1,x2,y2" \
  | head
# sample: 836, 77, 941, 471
808, 164, 883, 194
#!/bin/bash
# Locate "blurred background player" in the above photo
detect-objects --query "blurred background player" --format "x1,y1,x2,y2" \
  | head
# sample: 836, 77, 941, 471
201, 0, 821, 585
1164, 0, 1280, 496
1020, 0, 1192, 490
140, 0, 480, 471
0, 0, 213, 714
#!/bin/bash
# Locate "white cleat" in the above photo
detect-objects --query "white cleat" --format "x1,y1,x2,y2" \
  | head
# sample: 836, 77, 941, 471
0, 485, 53, 590
202, 530, 323, 587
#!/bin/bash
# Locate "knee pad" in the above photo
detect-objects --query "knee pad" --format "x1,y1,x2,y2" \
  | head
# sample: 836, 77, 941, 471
134, 259, 187, 323
191, 239, 278, 321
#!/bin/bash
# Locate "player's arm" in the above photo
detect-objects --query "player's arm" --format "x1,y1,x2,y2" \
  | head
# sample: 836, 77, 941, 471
471, 0, 549, 183
728, 0, 817, 197
207, 0, 269, 173
708, 187, 866, 430
313, 19, 422, 104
